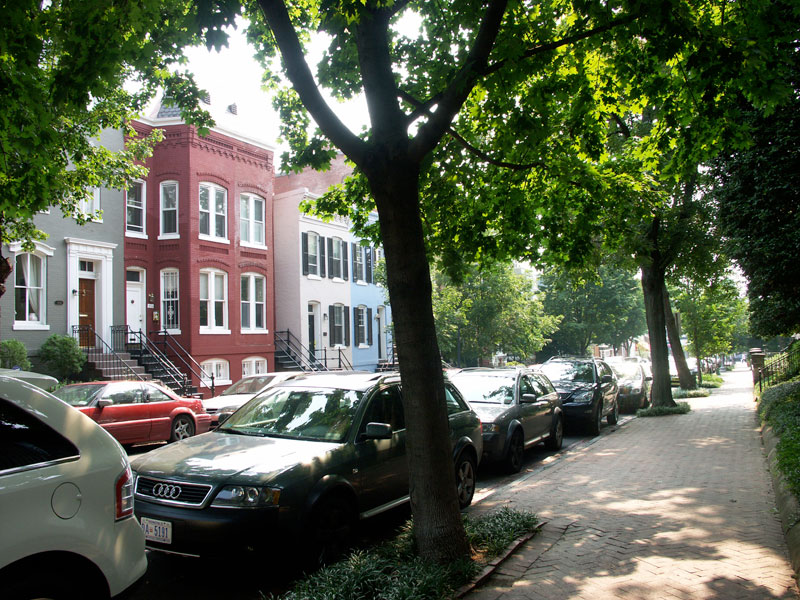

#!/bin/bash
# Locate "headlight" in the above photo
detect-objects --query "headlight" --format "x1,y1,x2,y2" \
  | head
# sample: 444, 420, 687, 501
211, 485, 281, 508
570, 391, 594, 404
482, 422, 500, 433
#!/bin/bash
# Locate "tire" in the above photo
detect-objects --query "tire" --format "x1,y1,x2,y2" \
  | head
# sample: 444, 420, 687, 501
587, 400, 602, 436
169, 414, 195, 442
308, 494, 356, 567
607, 398, 619, 425
504, 430, 524, 473
455, 452, 477, 509
5, 563, 107, 600
545, 415, 563, 451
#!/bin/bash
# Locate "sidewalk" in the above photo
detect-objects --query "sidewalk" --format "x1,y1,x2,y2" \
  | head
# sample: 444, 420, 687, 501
464, 365, 800, 599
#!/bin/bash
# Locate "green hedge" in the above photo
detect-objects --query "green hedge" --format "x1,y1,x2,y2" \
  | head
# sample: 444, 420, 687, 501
758, 380, 800, 498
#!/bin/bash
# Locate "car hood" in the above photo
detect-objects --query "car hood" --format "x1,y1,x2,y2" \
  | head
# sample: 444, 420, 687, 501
550, 380, 594, 394
470, 403, 512, 422
203, 394, 252, 411
130, 431, 340, 484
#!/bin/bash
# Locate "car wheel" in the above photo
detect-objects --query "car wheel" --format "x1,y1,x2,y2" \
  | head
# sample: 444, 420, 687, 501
587, 401, 602, 436
309, 494, 356, 567
504, 430, 524, 473
6, 564, 106, 600
545, 415, 563, 451
607, 398, 619, 425
455, 452, 477, 509
169, 415, 195, 442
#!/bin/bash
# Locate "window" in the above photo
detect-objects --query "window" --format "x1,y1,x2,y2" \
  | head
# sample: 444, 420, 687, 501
199, 269, 228, 332
201, 359, 231, 386
329, 303, 350, 347
15, 253, 45, 326
353, 305, 372, 347
160, 181, 178, 237
328, 237, 347, 280
240, 193, 265, 247
160, 269, 180, 331
240, 273, 266, 332
126, 181, 145, 236
353, 243, 365, 282
302, 232, 325, 277
199, 183, 227, 241
78, 188, 101, 222
242, 357, 267, 376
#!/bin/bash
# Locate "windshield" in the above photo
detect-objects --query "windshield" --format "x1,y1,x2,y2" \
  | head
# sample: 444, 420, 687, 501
611, 362, 641, 379
450, 374, 516, 405
53, 384, 105, 407
218, 386, 363, 442
219, 375, 276, 397
539, 361, 594, 384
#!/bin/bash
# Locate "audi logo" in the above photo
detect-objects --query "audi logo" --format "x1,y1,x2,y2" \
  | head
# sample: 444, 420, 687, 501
152, 483, 182, 500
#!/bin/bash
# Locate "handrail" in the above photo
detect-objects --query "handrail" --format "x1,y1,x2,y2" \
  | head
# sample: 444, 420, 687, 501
72, 325, 148, 382
275, 330, 328, 372
151, 329, 215, 396
112, 326, 190, 395
758, 343, 800, 391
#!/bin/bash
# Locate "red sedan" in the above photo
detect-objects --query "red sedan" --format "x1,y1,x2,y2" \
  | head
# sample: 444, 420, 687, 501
53, 381, 212, 446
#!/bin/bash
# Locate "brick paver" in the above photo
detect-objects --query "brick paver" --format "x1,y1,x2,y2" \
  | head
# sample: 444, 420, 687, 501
464, 365, 799, 599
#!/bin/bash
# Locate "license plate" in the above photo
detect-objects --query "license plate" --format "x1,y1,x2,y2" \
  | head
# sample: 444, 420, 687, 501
141, 517, 172, 544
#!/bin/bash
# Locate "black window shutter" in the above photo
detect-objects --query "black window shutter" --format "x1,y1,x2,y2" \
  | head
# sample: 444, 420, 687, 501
319, 237, 326, 277
353, 306, 358, 344
327, 237, 333, 278
351, 242, 357, 279
343, 242, 349, 280
344, 306, 350, 346
367, 308, 373, 345
328, 305, 335, 345
301, 232, 309, 275
365, 247, 373, 283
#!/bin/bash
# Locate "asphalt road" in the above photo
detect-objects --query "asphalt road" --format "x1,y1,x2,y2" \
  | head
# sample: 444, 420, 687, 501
126, 415, 633, 600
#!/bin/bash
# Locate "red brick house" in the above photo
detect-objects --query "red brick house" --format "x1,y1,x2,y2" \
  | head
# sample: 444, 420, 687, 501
126, 99, 276, 396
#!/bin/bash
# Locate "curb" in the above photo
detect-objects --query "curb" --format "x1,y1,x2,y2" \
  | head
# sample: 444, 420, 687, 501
762, 422, 800, 576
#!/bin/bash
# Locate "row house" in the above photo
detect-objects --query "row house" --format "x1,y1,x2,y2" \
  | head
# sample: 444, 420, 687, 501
126, 99, 276, 392
1, 129, 126, 359
273, 155, 393, 372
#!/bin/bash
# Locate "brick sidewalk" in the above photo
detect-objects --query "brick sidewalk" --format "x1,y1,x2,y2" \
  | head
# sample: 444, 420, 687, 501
464, 365, 799, 599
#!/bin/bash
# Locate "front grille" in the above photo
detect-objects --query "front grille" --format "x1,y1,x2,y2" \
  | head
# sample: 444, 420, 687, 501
136, 476, 213, 507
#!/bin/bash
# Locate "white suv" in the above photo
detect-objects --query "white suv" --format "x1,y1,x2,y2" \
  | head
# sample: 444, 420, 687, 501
0, 375, 147, 599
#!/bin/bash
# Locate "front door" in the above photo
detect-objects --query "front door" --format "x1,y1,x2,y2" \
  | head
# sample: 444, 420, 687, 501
126, 282, 144, 334
308, 308, 316, 361
78, 278, 95, 347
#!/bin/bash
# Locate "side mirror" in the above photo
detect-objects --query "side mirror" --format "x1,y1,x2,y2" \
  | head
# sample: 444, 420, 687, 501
645, 375, 653, 381
97, 398, 112, 409
363, 422, 393, 439
520, 393, 538, 404
600, 374, 613, 384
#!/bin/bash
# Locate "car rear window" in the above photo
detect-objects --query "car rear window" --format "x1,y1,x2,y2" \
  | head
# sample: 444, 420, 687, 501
0, 398, 79, 474
450, 373, 516, 405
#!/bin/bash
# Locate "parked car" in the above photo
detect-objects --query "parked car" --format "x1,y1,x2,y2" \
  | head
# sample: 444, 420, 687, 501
203, 372, 302, 424
0, 368, 58, 391
449, 367, 563, 472
131, 372, 482, 564
609, 361, 651, 412
53, 380, 212, 446
537, 357, 619, 435
0, 375, 147, 599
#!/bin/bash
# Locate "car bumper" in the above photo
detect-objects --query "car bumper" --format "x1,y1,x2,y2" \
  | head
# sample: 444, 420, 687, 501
195, 414, 213, 434
481, 432, 505, 462
106, 516, 148, 597
561, 402, 595, 421
134, 498, 287, 558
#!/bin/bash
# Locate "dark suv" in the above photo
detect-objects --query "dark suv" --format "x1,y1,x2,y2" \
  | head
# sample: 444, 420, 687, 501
449, 368, 563, 473
131, 372, 482, 564
537, 357, 619, 435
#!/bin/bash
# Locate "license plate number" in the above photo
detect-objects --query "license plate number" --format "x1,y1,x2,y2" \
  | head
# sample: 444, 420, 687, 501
141, 517, 172, 544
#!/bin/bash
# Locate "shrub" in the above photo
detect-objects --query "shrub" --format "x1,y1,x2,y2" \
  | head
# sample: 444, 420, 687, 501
758, 381, 800, 498
758, 381, 800, 426
38, 335, 86, 380
673, 388, 710, 398
700, 373, 724, 388
637, 402, 692, 417
0, 339, 31, 370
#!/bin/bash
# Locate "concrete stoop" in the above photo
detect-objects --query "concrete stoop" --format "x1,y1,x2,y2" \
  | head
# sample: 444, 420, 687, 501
762, 423, 800, 576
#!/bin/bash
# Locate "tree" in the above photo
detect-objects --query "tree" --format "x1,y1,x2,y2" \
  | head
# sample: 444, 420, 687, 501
539, 264, 646, 358
0, 0, 234, 298
431, 263, 559, 366
246, 0, 798, 560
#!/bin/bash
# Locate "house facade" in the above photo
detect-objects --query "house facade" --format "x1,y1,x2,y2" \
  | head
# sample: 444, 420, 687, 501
1, 129, 126, 359
126, 100, 276, 393
273, 156, 393, 371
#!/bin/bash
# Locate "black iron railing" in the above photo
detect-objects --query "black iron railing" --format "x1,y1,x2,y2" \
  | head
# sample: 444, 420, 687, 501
111, 326, 192, 395
275, 330, 355, 372
758, 344, 800, 391
151, 329, 215, 396
72, 325, 148, 382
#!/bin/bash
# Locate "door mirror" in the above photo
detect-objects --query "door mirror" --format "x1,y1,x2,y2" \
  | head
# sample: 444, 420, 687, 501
521, 393, 538, 404
363, 422, 393, 439
600, 374, 613, 384
97, 398, 112, 409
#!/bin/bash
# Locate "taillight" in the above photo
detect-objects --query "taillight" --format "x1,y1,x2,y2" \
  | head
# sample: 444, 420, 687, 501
115, 465, 134, 520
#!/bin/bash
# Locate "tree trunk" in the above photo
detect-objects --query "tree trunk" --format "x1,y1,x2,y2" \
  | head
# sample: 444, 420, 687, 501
368, 160, 471, 562
663, 286, 696, 390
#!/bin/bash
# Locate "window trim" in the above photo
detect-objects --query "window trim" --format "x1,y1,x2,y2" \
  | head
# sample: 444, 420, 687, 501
201, 358, 232, 387
11, 242, 54, 331
240, 272, 267, 333
125, 180, 147, 238
198, 182, 229, 243
198, 268, 230, 334
242, 356, 268, 377
160, 268, 180, 334
158, 181, 179, 240
240, 192, 267, 249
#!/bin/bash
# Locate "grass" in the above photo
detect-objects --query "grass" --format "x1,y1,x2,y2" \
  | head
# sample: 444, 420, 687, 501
265, 507, 539, 600
699, 373, 724, 388
637, 402, 692, 417
672, 388, 711, 398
